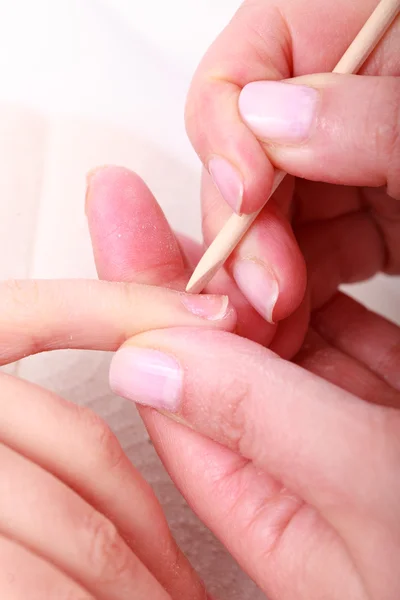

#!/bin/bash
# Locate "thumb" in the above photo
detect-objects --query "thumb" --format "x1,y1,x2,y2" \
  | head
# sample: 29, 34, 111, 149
239, 73, 400, 199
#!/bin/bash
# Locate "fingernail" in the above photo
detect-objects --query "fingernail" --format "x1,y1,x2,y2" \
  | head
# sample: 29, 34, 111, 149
109, 348, 182, 411
181, 294, 230, 321
232, 259, 279, 323
239, 81, 318, 144
208, 156, 244, 214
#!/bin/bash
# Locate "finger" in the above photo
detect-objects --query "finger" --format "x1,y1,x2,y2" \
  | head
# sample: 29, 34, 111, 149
310, 292, 400, 392
86, 166, 186, 285
0, 534, 94, 600
362, 186, 400, 274
295, 327, 400, 408
239, 73, 400, 199
185, 0, 395, 215
0, 278, 236, 364
0, 372, 206, 600
143, 411, 364, 600
87, 165, 273, 344
176, 231, 278, 344
109, 328, 399, 523
202, 169, 307, 323
295, 211, 386, 309
268, 289, 310, 359
0, 442, 170, 600
86, 168, 217, 598
110, 328, 400, 594
293, 180, 362, 224
185, 2, 289, 214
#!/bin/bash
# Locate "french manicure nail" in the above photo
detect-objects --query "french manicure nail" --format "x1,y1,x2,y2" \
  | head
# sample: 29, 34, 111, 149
109, 347, 182, 411
239, 81, 319, 144
232, 259, 279, 323
208, 156, 244, 214
181, 294, 230, 321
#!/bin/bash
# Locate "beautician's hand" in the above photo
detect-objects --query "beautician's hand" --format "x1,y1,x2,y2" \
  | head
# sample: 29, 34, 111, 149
87, 166, 400, 599
185, 0, 399, 325
0, 279, 233, 599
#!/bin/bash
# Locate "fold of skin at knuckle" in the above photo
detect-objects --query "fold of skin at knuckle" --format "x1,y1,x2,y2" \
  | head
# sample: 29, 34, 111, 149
0, 280, 43, 359
111, 282, 140, 343
185, 366, 252, 452
83, 510, 133, 586
222, 466, 306, 561
75, 406, 126, 474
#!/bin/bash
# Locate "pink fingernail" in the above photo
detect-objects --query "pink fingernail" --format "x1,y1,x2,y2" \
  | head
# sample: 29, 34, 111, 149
181, 294, 230, 321
239, 81, 318, 143
208, 156, 244, 214
232, 259, 279, 323
109, 348, 182, 411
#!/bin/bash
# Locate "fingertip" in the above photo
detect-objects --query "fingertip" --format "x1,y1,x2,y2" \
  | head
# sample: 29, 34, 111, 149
86, 164, 185, 284
180, 293, 237, 331
85, 164, 146, 214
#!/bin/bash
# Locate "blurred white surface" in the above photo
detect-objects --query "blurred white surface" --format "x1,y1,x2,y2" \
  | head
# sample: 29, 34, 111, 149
0, 1, 398, 598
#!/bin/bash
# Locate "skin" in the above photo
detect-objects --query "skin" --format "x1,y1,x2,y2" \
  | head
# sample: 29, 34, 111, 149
184, 0, 400, 323
0, 279, 233, 599
85, 162, 400, 599
3, 1, 399, 597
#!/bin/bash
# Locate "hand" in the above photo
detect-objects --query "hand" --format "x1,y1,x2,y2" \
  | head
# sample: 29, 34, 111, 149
0, 278, 232, 599
87, 166, 400, 599
185, 0, 399, 329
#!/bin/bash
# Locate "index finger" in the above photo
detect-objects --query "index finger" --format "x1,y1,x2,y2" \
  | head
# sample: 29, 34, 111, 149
186, 0, 381, 214
0, 279, 235, 364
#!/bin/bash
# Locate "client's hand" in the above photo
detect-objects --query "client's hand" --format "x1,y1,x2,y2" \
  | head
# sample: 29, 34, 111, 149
87, 166, 400, 599
0, 278, 232, 599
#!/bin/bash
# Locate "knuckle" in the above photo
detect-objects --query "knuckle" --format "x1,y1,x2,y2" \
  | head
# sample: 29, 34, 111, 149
0, 279, 43, 357
84, 511, 133, 584
75, 406, 125, 473
213, 373, 252, 452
